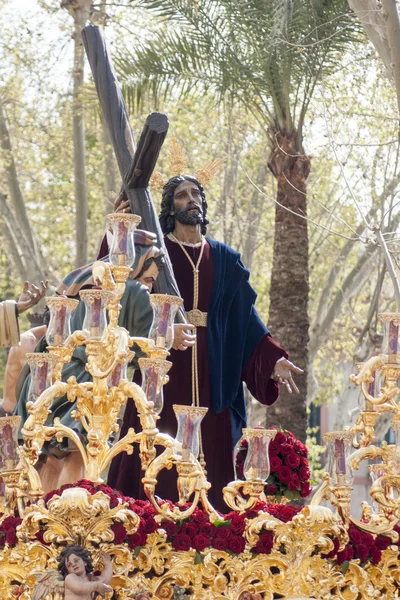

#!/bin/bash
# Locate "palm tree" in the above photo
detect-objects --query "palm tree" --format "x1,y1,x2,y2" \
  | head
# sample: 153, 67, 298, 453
116, 0, 360, 441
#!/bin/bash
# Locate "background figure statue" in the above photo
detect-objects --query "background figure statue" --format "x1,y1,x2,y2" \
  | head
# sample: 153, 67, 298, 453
12, 237, 164, 493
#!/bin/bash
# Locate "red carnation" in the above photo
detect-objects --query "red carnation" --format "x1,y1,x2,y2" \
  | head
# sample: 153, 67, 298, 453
253, 532, 273, 554
355, 543, 369, 562
142, 517, 158, 534
361, 532, 375, 548
270, 456, 282, 472
268, 440, 281, 455
285, 453, 301, 469
229, 535, 246, 554
127, 531, 147, 549
280, 444, 292, 456
264, 484, 278, 495
288, 474, 300, 491
172, 534, 191, 551
348, 527, 362, 545
162, 521, 179, 539
277, 466, 292, 483
199, 522, 217, 538
182, 522, 198, 538
375, 535, 391, 551
214, 527, 232, 540
230, 515, 246, 535
293, 440, 308, 457
370, 546, 382, 565
5, 529, 18, 546
300, 481, 312, 498
275, 431, 287, 444
277, 506, 299, 523
192, 533, 210, 551
300, 456, 309, 467
299, 466, 310, 481
212, 536, 229, 551
192, 509, 209, 524
111, 523, 127, 544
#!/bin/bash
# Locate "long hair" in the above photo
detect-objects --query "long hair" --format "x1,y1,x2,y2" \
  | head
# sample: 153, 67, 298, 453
58, 545, 94, 578
159, 175, 209, 235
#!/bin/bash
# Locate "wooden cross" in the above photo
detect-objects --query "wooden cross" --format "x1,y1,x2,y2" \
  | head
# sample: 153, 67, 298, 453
82, 25, 182, 304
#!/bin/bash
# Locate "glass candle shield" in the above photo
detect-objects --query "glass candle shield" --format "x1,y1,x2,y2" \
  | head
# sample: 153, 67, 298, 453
107, 213, 141, 267
80, 289, 114, 341
139, 357, 172, 414
45, 297, 79, 346
0, 416, 21, 472
107, 359, 129, 388
322, 431, 354, 485
174, 405, 208, 461
26, 353, 55, 405
242, 428, 277, 482
149, 295, 183, 350
380, 313, 400, 364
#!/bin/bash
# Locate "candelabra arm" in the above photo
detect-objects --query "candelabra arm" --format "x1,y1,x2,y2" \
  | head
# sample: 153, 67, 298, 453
49, 331, 87, 381
51, 419, 88, 471
119, 381, 158, 432
348, 514, 399, 539
99, 427, 137, 473
223, 479, 267, 513
350, 356, 384, 388
349, 445, 383, 471
21, 381, 68, 462
87, 327, 133, 380
310, 473, 332, 506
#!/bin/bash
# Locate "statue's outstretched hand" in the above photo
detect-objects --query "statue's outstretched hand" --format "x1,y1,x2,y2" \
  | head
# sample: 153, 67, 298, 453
272, 358, 303, 394
17, 280, 48, 314
114, 191, 131, 213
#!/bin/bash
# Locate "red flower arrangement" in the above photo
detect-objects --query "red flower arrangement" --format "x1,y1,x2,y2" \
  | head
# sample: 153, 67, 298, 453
235, 429, 312, 501
41, 480, 158, 551
0, 516, 22, 548
322, 523, 393, 567
160, 502, 302, 559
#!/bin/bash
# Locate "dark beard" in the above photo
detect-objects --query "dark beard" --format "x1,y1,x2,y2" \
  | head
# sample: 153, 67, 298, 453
174, 204, 203, 226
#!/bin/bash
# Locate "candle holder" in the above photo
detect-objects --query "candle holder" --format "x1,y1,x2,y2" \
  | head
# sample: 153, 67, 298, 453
0, 416, 21, 473
148, 294, 183, 350
322, 430, 354, 487
45, 296, 79, 347
107, 213, 141, 267
242, 427, 277, 482
223, 428, 277, 513
380, 313, 400, 365
107, 357, 129, 388
174, 404, 208, 462
80, 289, 114, 341
26, 354, 57, 406
139, 357, 172, 414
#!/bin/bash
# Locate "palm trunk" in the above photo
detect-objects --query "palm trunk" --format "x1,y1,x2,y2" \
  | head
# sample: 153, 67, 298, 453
266, 133, 310, 442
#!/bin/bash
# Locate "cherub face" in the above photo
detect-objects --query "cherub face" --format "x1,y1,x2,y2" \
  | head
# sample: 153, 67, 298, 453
66, 553, 86, 577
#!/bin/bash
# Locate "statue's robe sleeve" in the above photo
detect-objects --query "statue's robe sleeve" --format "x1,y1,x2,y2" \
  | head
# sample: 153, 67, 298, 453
0, 300, 20, 348
14, 280, 153, 449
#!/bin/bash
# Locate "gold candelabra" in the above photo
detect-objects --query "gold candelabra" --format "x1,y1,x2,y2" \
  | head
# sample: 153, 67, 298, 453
3, 226, 400, 598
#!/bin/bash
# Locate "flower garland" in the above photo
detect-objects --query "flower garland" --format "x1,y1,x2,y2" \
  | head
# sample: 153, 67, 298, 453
323, 523, 396, 569
235, 429, 312, 501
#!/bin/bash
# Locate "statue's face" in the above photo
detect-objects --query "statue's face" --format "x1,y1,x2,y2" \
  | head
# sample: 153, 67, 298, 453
171, 180, 203, 225
66, 553, 86, 577
136, 261, 159, 292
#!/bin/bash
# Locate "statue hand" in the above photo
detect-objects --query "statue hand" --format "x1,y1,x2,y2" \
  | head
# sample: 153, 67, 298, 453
173, 324, 196, 351
17, 280, 48, 314
272, 358, 303, 394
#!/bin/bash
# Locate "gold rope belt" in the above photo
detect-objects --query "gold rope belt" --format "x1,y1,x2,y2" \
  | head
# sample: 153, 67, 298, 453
186, 309, 208, 328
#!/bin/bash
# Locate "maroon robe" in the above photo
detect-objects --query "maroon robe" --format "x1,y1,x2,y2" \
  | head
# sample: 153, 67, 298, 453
108, 238, 286, 511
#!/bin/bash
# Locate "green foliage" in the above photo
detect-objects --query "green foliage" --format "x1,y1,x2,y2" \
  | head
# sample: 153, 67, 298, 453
118, 0, 362, 142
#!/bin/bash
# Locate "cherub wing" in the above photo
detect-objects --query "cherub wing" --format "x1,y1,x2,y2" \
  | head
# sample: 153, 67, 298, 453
32, 568, 65, 600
